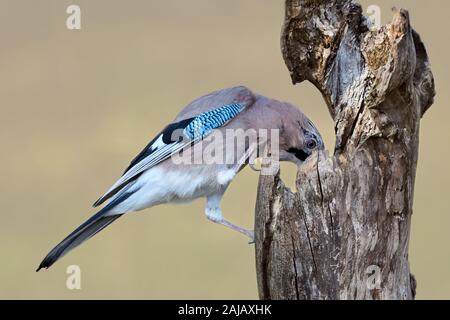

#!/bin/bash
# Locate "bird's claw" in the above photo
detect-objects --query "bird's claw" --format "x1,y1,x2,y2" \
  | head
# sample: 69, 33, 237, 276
247, 231, 255, 244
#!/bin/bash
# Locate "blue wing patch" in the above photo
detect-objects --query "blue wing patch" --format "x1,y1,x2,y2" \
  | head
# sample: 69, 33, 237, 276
184, 103, 243, 140
93, 103, 244, 208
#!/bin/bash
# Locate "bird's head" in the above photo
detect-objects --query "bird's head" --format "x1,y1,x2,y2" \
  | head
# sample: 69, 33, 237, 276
277, 106, 324, 166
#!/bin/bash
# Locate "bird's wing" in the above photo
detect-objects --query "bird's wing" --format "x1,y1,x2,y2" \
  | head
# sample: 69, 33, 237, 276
93, 103, 246, 207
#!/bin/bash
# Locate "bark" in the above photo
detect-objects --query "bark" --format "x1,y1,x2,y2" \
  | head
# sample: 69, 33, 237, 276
254, 0, 435, 300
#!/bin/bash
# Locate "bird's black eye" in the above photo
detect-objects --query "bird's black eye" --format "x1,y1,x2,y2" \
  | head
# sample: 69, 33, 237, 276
306, 140, 317, 149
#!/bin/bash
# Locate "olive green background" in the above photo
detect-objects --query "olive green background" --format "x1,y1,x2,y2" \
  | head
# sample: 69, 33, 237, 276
0, 0, 448, 299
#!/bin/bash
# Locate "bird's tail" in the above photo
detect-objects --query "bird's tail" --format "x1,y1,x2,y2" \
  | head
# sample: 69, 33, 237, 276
36, 210, 122, 272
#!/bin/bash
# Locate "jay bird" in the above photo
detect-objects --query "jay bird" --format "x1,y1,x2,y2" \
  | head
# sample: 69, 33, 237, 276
37, 86, 323, 271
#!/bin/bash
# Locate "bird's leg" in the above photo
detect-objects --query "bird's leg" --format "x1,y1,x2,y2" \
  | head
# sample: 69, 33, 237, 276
236, 142, 261, 172
217, 219, 255, 244
205, 193, 255, 244
207, 211, 255, 244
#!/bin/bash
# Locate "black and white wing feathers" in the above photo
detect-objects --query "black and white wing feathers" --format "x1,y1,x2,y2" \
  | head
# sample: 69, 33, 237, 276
93, 103, 244, 207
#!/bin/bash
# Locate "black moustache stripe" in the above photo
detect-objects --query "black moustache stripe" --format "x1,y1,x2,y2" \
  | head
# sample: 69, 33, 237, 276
288, 148, 309, 161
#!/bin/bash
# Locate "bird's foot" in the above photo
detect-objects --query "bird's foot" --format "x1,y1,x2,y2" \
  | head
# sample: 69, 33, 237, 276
249, 162, 261, 172
247, 232, 255, 245
208, 216, 255, 244
236, 226, 254, 244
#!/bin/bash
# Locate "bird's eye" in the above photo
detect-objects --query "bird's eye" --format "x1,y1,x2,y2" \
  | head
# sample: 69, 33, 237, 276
306, 140, 317, 149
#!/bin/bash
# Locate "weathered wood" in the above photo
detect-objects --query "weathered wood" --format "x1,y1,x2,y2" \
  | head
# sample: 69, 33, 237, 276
255, 0, 435, 300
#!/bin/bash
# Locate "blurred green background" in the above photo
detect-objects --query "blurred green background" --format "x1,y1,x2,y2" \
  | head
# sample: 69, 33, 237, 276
0, 0, 448, 299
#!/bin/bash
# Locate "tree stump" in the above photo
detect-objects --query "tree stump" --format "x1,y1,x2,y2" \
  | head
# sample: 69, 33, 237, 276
254, 0, 435, 300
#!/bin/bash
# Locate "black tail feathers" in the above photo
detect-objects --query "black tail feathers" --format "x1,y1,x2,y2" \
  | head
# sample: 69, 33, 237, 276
36, 212, 122, 271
